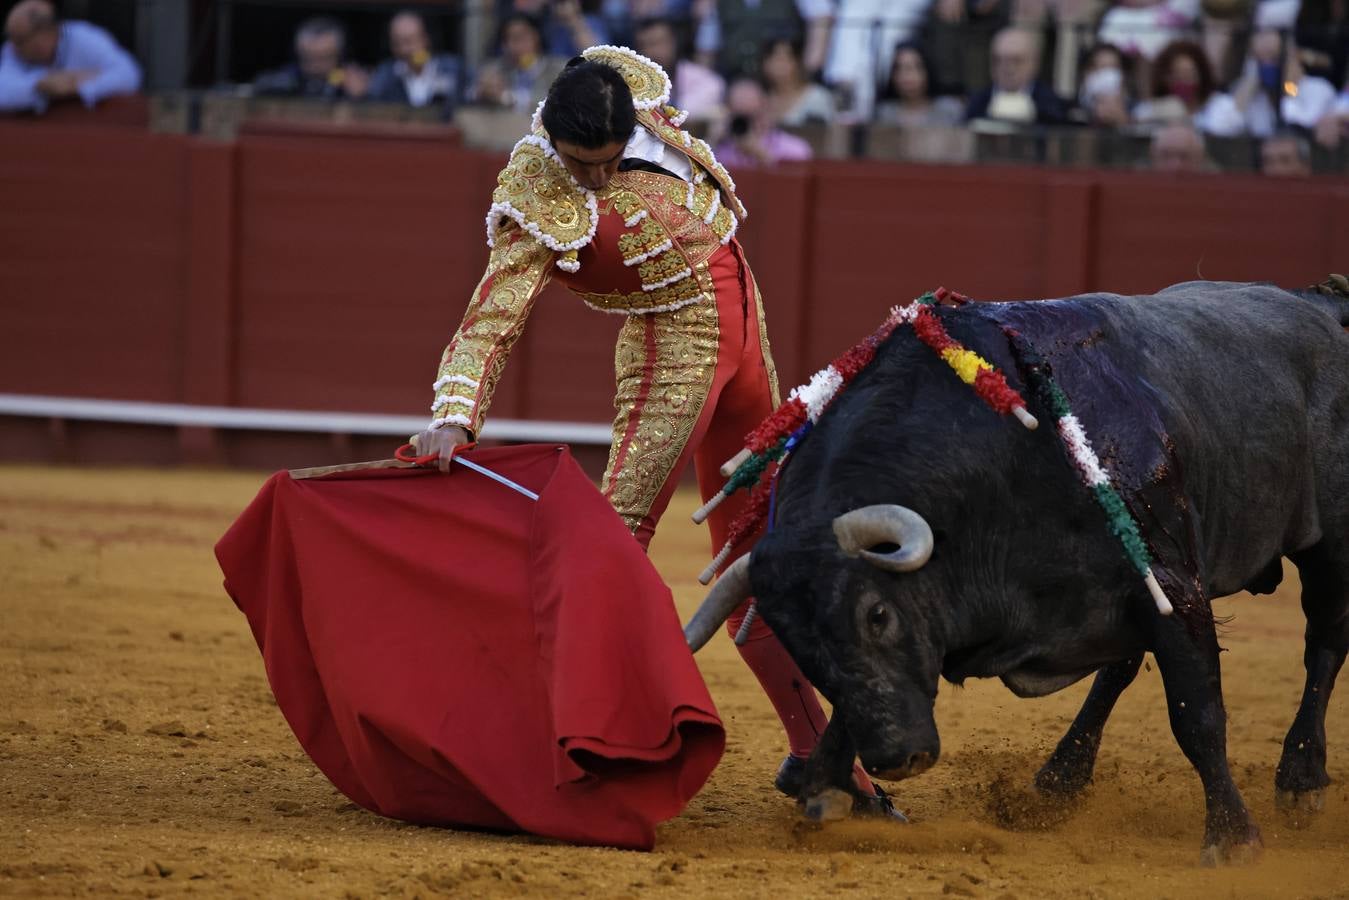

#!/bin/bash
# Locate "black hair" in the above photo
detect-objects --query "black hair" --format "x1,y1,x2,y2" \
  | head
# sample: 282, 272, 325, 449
878, 41, 935, 102
540, 59, 636, 149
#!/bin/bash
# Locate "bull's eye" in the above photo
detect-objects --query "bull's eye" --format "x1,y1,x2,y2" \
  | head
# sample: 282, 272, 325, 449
867, 602, 889, 631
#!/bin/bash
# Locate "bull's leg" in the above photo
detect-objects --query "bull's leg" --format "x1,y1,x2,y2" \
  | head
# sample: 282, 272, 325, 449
799, 712, 860, 822
1035, 655, 1143, 797
1152, 612, 1261, 865
1276, 544, 1349, 822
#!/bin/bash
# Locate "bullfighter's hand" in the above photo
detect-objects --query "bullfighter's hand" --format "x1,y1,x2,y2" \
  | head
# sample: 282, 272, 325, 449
412, 425, 472, 472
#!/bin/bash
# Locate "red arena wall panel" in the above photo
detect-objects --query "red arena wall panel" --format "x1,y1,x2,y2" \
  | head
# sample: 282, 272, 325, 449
801, 162, 1056, 367
231, 134, 501, 416
1091, 174, 1349, 294
0, 123, 190, 403
2, 124, 1346, 471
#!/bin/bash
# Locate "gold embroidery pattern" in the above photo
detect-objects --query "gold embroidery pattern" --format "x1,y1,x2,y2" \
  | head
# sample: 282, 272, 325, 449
576, 278, 706, 315
601, 262, 720, 532
617, 217, 668, 263
752, 277, 782, 406
611, 190, 645, 224
490, 138, 595, 256
581, 45, 671, 107
432, 222, 553, 434
638, 247, 692, 289
640, 110, 748, 221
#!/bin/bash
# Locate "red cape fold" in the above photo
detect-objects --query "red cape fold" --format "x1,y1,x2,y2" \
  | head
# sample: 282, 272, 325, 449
214, 444, 724, 850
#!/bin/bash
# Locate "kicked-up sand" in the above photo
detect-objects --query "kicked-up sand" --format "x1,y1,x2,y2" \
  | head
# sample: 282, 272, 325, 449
1, 464, 1347, 898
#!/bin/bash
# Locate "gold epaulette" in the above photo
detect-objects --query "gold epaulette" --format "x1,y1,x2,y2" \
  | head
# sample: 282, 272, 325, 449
487, 135, 596, 273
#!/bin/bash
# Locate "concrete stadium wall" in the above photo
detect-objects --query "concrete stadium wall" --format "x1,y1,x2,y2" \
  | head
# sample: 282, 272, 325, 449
1, 118, 1346, 469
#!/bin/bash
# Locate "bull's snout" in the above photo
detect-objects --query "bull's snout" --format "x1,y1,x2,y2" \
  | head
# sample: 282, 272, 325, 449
866, 750, 937, 781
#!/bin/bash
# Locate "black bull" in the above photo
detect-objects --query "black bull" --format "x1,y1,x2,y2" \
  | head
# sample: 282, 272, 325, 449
686, 279, 1349, 863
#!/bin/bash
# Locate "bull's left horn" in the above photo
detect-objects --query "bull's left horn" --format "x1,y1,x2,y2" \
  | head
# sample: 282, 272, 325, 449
833, 505, 934, 573
683, 554, 752, 653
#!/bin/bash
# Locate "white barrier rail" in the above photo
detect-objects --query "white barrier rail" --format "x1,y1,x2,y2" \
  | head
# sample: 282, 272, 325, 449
0, 394, 614, 446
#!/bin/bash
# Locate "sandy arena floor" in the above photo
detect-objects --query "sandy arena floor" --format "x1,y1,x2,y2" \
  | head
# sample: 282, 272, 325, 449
1, 464, 1347, 898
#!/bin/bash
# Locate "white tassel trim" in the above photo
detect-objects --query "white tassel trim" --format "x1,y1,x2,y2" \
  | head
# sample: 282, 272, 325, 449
582, 45, 671, 109
624, 209, 648, 227
579, 293, 706, 316
669, 107, 689, 127
484, 135, 599, 256
623, 239, 672, 267
702, 190, 721, 225
530, 98, 546, 132
889, 301, 925, 324
430, 393, 475, 412
789, 365, 843, 422
556, 256, 580, 273
432, 374, 479, 392
718, 211, 739, 245
1057, 414, 1110, 486
681, 131, 692, 147
429, 413, 471, 429
642, 267, 693, 292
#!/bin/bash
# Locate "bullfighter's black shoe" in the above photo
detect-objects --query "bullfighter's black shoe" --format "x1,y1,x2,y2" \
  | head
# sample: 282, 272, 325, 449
774, 754, 807, 798
775, 755, 908, 821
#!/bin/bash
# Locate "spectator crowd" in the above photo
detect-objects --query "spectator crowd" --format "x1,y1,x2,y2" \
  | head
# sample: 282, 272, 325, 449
3, 0, 1347, 175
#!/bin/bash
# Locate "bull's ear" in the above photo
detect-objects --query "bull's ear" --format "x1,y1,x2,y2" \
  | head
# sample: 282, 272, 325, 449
833, 505, 933, 573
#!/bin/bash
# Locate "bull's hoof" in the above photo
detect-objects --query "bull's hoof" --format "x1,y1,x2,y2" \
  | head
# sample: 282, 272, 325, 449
1032, 764, 1092, 800
853, 784, 909, 823
1275, 787, 1326, 828
1199, 826, 1263, 867
803, 787, 854, 823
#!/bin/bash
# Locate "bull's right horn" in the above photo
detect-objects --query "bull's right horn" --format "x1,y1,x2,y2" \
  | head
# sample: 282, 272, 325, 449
833, 505, 934, 573
683, 554, 753, 653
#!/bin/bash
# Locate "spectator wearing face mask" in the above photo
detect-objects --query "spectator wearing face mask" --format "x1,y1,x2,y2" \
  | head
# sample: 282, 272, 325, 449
1222, 28, 1338, 138
966, 27, 1071, 125
1133, 40, 1236, 135
1074, 43, 1133, 127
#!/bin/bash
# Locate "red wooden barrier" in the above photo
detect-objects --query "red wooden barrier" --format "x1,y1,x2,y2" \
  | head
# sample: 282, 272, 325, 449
2, 119, 1346, 470
0, 122, 189, 403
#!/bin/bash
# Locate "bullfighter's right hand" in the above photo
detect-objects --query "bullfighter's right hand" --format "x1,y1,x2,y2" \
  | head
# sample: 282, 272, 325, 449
411, 425, 472, 472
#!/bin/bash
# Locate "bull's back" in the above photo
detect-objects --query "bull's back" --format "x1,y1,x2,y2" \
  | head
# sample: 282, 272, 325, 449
1091, 282, 1349, 590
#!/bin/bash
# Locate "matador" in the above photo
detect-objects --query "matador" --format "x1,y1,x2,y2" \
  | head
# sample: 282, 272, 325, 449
414, 45, 896, 816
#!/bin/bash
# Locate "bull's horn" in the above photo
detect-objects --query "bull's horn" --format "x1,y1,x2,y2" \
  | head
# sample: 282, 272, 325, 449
683, 554, 752, 652
833, 505, 934, 573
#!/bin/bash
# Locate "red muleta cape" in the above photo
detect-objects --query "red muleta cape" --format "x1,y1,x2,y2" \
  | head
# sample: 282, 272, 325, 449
214, 444, 724, 850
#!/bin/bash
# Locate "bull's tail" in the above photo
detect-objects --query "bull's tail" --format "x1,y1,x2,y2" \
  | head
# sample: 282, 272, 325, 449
1300, 274, 1349, 328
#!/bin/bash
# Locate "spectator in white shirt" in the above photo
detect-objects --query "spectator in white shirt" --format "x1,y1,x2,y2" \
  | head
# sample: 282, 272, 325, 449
1220, 28, 1338, 137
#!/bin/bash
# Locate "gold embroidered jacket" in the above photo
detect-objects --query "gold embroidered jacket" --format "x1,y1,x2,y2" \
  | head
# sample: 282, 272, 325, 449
430, 46, 748, 436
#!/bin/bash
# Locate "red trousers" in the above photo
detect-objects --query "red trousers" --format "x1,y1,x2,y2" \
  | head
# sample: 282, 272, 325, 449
599, 242, 841, 763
